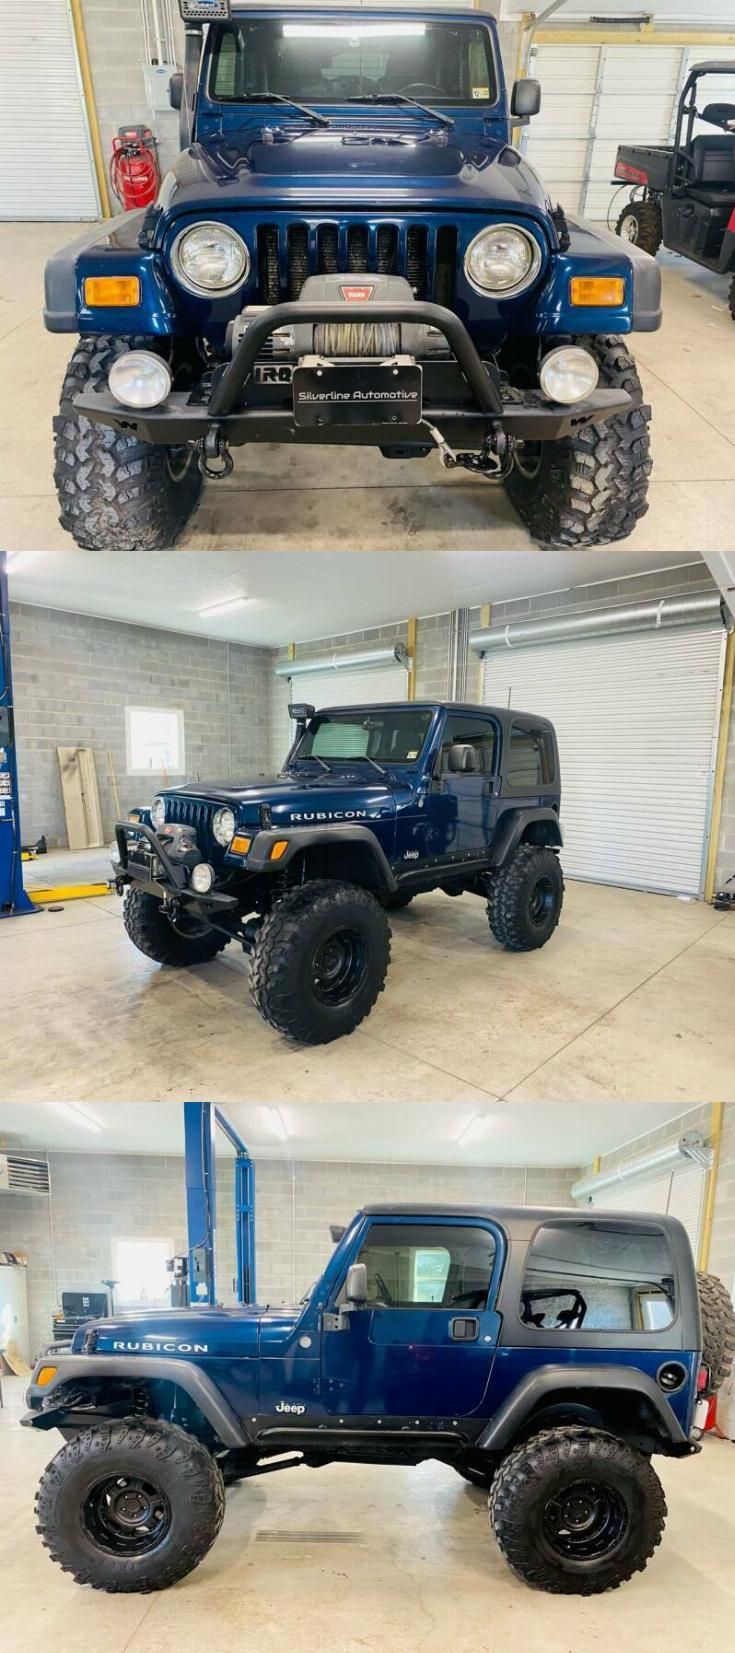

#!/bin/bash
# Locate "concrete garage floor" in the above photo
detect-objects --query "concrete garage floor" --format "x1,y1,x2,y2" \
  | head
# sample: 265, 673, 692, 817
4, 850, 734, 1103
1, 223, 735, 553
1, 1377, 734, 1653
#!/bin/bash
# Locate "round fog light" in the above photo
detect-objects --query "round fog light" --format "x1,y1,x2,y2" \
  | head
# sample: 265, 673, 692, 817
191, 863, 215, 894
108, 350, 172, 410
539, 346, 598, 405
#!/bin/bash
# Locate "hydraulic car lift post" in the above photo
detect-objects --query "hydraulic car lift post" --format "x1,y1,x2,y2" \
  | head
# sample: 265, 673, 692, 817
183, 1102, 256, 1308
0, 556, 35, 919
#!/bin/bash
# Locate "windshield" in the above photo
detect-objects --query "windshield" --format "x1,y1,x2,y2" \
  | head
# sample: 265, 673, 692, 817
210, 19, 497, 108
293, 708, 433, 765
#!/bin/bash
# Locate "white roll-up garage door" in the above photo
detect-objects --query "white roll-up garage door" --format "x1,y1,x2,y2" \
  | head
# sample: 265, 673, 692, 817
271, 660, 409, 767
1, 3, 100, 219
482, 624, 725, 896
586, 1161, 706, 1262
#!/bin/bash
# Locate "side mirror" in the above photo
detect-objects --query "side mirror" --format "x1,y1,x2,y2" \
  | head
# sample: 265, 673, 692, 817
169, 72, 183, 112
446, 743, 480, 774
346, 1263, 368, 1306
511, 78, 541, 121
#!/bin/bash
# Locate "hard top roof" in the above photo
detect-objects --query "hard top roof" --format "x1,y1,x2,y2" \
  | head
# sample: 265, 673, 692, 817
361, 1202, 686, 1238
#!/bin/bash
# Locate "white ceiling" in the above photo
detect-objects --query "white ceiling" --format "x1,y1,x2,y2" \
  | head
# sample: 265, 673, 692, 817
5, 551, 698, 649
0, 1102, 700, 1168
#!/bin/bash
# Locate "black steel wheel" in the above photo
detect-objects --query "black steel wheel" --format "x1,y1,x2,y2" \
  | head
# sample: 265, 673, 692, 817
35, 1419, 225, 1592
489, 1426, 667, 1595
250, 878, 391, 1043
487, 845, 564, 951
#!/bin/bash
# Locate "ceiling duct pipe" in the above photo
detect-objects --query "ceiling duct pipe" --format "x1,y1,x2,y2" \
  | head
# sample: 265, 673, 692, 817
470, 593, 727, 655
570, 1131, 713, 1203
274, 644, 410, 678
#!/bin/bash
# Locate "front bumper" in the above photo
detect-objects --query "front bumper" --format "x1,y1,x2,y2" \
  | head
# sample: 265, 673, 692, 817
74, 299, 634, 450
114, 820, 238, 914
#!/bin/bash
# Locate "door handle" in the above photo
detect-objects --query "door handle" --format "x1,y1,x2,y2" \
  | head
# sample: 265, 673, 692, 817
450, 1316, 480, 1342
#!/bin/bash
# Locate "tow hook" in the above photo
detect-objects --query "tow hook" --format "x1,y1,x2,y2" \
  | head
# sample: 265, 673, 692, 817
198, 428, 234, 479
423, 423, 514, 481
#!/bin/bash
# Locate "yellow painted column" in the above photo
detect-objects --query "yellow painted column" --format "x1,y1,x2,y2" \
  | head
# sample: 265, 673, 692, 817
69, 0, 113, 219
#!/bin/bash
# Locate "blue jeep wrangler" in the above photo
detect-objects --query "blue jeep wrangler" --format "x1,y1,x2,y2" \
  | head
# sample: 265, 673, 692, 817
113, 698, 564, 1043
44, 3, 660, 551
25, 1204, 730, 1595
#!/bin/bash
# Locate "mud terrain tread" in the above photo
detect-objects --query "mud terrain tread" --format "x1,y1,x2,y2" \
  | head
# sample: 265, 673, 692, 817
489, 1425, 666, 1595
35, 1418, 225, 1593
487, 844, 564, 951
697, 1270, 735, 1393
250, 878, 390, 1043
123, 886, 229, 966
506, 334, 652, 548
54, 335, 202, 550
615, 201, 663, 257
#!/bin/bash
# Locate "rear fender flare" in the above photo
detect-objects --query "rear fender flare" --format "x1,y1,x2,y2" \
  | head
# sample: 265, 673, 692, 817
491, 808, 563, 869
478, 1364, 687, 1450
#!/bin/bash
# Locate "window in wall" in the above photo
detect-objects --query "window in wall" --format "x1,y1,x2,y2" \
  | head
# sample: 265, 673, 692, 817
112, 1237, 173, 1309
521, 1221, 677, 1333
506, 722, 555, 790
125, 706, 185, 777
345, 1222, 496, 1310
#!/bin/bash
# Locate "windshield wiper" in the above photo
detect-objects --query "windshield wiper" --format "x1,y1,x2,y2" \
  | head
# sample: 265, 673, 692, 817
239, 93, 330, 128
291, 753, 331, 773
350, 754, 389, 778
345, 93, 454, 132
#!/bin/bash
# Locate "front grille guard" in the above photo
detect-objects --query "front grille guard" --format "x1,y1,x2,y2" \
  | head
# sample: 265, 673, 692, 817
209, 298, 504, 419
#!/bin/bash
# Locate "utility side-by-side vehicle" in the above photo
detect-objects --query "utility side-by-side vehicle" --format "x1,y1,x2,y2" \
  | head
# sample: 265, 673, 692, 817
113, 699, 565, 1044
44, 3, 660, 550
614, 62, 735, 319
24, 1204, 735, 1594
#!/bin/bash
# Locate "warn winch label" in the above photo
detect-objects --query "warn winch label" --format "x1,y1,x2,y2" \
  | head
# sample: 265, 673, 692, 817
253, 363, 294, 385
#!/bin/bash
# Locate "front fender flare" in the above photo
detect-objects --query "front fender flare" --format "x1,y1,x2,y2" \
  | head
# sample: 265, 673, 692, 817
477, 1364, 687, 1450
245, 824, 398, 893
23, 1354, 250, 1447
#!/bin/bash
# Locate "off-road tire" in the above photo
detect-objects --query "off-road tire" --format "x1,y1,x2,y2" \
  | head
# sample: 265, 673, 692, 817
489, 1426, 666, 1595
123, 887, 229, 967
35, 1418, 225, 1593
487, 845, 564, 951
249, 878, 390, 1043
697, 1270, 735, 1393
384, 889, 416, 910
615, 201, 663, 257
54, 335, 202, 550
729, 276, 735, 323
505, 334, 652, 547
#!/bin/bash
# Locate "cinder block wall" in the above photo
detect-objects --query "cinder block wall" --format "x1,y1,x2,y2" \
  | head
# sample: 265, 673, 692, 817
10, 603, 274, 847
0, 1147, 577, 1360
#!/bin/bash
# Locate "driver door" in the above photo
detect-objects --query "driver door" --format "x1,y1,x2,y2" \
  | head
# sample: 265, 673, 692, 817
320, 1218, 502, 1419
424, 712, 500, 858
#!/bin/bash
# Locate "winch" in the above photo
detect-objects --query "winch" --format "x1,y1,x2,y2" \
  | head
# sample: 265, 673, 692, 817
226, 273, 450, 360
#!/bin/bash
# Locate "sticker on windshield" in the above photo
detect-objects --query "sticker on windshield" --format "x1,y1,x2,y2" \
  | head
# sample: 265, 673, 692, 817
472, 87, 490, 100
407, 750, 419, 759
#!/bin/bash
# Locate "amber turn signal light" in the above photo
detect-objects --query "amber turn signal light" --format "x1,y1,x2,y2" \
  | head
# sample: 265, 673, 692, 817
84, 276, 141, 307
230, 835, 251, 856
36, 1366, 58, 1388
570, 276, 625, 307
269, 840, 290, 861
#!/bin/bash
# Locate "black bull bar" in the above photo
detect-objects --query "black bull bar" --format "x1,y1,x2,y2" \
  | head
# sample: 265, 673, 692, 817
74, 300, 635, 446
114, 821, 238, 912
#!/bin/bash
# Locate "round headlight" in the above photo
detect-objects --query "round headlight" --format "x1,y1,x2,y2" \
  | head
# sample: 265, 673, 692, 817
172, 222, 250, 296
539, 345, 599, 405
213, 806, 236, 847
151, 796, 166, 830
191, 862, 215, 894
464, 224, 541, 296
108, 350, 172, 410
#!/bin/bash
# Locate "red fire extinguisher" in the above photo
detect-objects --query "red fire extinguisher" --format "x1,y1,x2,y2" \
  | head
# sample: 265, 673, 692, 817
109, 126, 161, 211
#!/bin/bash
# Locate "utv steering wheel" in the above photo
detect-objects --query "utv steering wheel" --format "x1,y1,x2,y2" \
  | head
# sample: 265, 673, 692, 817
399, 83, 448, 101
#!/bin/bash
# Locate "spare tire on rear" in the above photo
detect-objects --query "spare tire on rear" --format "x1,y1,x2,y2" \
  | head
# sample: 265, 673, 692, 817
697, 1270, 735, 1394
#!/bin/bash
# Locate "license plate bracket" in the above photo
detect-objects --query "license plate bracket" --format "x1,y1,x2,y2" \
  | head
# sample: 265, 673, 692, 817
292, 361, 422, 427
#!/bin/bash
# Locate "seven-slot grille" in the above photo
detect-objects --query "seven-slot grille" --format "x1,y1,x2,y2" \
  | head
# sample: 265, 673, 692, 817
256, 220, 458, 305
163, 796, 217, 856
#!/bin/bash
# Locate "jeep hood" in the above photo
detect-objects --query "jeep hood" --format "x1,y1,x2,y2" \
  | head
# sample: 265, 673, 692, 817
162, 771, 401, 825
157, 129, 550, 223
71, 1304, 303, 1359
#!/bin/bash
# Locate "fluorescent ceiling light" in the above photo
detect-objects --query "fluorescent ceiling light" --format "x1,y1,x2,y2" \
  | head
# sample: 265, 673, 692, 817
266, 1106, 289, 1142
51, 1102, 104, 1134
198, 597, 249, 618
455, 1112, 492, 1148
5, 552, 39, 571
283, 23, 426, 39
